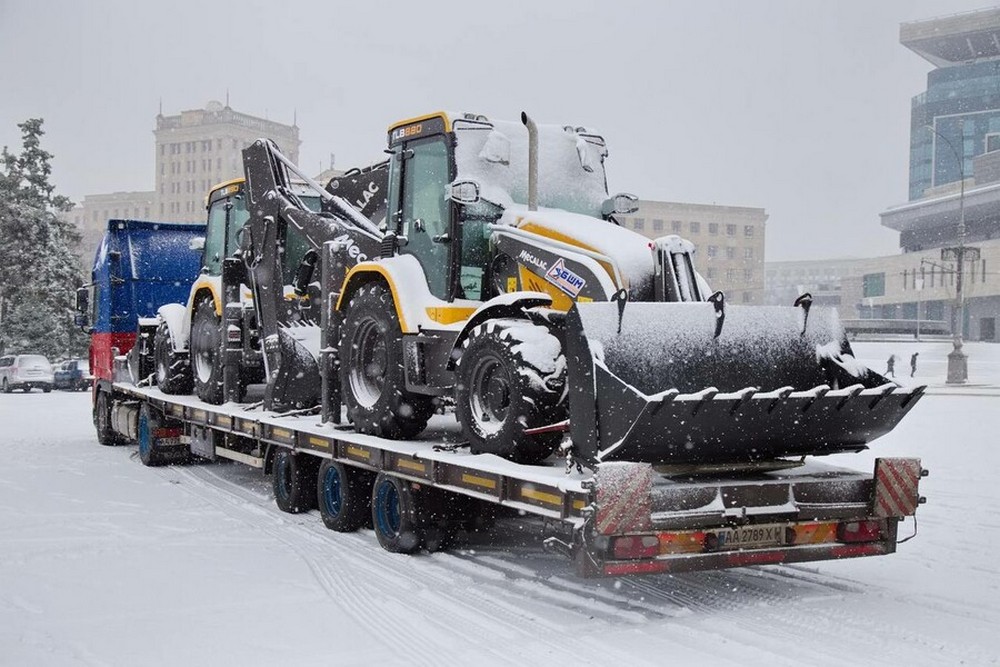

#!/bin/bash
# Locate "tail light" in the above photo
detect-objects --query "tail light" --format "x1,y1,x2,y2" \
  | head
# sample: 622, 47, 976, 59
837, 520, 882, 543
612, 535, 660, 560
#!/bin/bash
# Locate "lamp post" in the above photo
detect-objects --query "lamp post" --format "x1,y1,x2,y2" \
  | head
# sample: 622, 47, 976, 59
914, 277, 924, 341
925, 122, 968, 383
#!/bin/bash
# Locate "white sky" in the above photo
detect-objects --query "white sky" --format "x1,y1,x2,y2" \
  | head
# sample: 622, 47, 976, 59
0, 0, 992, 261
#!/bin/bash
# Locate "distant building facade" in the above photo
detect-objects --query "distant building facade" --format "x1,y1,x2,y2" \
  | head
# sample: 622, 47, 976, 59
69, 101, 301, 271
764, 8, 1000, 342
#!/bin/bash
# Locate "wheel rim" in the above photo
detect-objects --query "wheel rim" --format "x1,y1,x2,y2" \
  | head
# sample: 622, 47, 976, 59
138, 410, 150, 458
276, 454, 293, 501
348, 317, 387, 408
468, 351, 511, 435
374, 480, 401, 538
193, 314, 218, 384
322, 466, 343, 517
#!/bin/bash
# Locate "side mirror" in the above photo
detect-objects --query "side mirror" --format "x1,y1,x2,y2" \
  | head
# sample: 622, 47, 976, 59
189, 236, 206, 251
448, 180, 481, 205
75, 286, 89, 314
601, 193, 640, 217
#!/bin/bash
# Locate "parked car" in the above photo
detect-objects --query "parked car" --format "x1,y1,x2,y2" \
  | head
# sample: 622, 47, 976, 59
54, 358, 92, 391
0, 354, 54, 393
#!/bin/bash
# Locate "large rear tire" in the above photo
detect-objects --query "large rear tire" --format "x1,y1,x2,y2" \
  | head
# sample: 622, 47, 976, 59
455, 319, 566, 464
155, 321, 193, 394
191, 297, 224, 404
338, 284, 433, 439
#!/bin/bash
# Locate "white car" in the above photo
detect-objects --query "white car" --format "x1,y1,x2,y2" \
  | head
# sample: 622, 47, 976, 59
0, 354, 55, 393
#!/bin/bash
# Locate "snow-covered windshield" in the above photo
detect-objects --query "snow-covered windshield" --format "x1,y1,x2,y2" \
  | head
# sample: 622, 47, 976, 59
453, 118, 609, 218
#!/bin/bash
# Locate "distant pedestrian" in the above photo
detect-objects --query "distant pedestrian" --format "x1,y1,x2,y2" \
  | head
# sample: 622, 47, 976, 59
910, 352, 919, 377
886, 354, 896, 378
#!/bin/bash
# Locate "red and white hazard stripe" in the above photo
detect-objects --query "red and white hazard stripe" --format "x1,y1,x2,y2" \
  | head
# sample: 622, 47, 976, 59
595, 463, 653, 535
873, 458, 922, 517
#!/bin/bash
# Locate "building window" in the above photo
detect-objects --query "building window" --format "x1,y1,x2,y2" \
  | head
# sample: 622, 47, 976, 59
671, 220, 681, 232
633, 218, 645, 230
726, 224, 736, 237
744, 225, 754, 238
742, 292, 751, 303
690, 221, 701, 234
862, 272, 886, 298
652, 219, 664, 232
726, 268, 735, 282
707, 268, 716, 280
744, 268, 753, 282
987, 133, 1000, 153
725, 246, 735, 260
744, 247, 753, 259
707, 245, 718, 258
708, 222, 719, 235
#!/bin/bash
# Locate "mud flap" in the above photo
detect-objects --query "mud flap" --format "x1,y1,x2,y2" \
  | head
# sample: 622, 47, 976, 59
564, 302, 925, 465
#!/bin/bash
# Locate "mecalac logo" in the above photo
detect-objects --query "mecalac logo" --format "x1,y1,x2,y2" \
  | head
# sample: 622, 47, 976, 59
545, 259, 586, 297
517, 249, 548, 272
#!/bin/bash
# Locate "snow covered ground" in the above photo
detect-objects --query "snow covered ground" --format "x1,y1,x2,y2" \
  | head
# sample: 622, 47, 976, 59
1, 344, 998, 666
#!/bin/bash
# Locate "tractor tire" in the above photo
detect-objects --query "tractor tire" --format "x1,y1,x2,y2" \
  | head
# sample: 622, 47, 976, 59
371, 473, 422, 554
191, 296, 224, 405
154, 321, 193, 395
94, 389, 123, 446
339, 284, 433, 439
317, 459, 374, 532
455, 319, 567, 464
272, 449, 318, 514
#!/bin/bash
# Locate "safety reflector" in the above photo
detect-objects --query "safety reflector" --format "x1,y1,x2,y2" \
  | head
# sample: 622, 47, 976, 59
594, 463, 653, 535
873, 457, 922, 517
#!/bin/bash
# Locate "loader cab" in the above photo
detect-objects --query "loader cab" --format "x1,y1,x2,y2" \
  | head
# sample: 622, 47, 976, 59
386, 113, 497, 303
203, 179, 249, 277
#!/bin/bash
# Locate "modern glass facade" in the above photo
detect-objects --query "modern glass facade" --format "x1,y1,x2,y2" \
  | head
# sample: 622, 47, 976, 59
909, 60, 1000, 200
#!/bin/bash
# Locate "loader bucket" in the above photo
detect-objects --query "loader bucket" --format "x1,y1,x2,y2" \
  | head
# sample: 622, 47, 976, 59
564, 302, 924, 465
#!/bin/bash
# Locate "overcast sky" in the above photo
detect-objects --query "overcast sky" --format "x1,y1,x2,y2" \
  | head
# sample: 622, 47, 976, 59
0, 1, 991, 261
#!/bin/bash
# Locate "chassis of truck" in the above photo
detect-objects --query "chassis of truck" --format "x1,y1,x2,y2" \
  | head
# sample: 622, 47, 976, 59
99, 379, 925, 577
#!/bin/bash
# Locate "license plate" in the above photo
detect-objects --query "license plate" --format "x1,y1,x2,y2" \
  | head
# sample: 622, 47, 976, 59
716, 524, 786, 550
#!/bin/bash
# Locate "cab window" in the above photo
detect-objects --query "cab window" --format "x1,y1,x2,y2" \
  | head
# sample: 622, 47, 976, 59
224, 194, 251, 259
400, 137, 451, 299
204, 198, 228, 276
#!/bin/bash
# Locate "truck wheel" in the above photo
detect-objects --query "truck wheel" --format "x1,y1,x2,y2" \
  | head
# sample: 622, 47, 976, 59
455, 320, 566, 464
155, 321, 193, 394
317, 460, 373, 532
138, 402, 169, 466
272, 449, 318, 513
191, 296, 224, 404
339, 284, 433, 439
95, 389, 123, 446
371, 473, 422, 553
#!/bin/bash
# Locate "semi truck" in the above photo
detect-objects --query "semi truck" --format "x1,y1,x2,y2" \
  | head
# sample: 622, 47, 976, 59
89, 112, 928, 577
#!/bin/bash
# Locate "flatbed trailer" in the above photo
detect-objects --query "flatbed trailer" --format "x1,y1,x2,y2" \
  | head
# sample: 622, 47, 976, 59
101, 381, 926, 578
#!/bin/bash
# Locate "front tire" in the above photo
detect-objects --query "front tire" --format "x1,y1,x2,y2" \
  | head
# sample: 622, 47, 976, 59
339, 284, 433, 439
1, 378, 9, 393
155, 321, 193, 394
94, 389, 123, 446
191, 297, 224, 404
455, 319, 566, 464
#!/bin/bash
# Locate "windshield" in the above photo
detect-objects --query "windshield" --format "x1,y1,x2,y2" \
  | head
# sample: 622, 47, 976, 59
453, 118, 609, 218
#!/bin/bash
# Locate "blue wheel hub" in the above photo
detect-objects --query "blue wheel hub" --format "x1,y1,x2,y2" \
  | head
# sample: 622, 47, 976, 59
138, 411, 151, 458
375, 480, 401, 537
322, 466, 343, 517
276, 454, 293, 501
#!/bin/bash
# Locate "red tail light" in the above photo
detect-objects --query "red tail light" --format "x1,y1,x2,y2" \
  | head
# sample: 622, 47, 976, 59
837, 520, 882, 543
612, 535, 660, 560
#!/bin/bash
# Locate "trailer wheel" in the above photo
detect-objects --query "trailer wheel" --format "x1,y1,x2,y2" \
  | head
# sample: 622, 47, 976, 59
191, 296, 224, 405
155, 321, 193, 394
339, 284, 433, 439
272, 449, 318, 514
371, 473, 422, 553
455, 320, 566, 464
94, 389, 123, 446
137, 402, 169, 466
317, 460, 373, 532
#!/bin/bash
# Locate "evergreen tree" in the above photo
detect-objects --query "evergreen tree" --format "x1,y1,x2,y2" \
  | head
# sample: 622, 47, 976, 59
0, 119, 88, 359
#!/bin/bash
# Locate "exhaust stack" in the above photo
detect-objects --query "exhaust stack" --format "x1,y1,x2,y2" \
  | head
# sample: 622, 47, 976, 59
521, 111, 538, 211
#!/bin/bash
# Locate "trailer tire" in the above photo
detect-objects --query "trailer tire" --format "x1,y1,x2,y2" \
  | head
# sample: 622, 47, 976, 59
191, 296, 224, 405
339, 284, 434, 439
455, 320, 566, 464
155, 321, 193, 395
371, 473, 422, 553
95, 389, 123, 446
272, 449, 318, 514
317, 460, 373, 532
137, 402, 169, 466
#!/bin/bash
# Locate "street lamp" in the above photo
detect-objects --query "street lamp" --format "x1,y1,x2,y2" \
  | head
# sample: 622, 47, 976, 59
925, 122, 968, 383
914, 277, 924, 341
